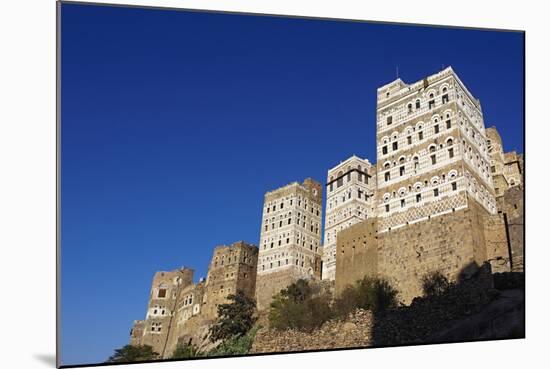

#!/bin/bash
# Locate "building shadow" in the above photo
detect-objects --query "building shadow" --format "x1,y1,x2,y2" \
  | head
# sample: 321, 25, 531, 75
370, 262, 525, 347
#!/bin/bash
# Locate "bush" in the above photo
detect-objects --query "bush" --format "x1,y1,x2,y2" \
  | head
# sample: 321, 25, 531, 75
171, 342, 203, 359
333, 277, 398, 319
268, 279, 333, 332
207, 325, 261, 356
107, 345, 160, 363
209, 290, 257, 342
421, 271, 452, 297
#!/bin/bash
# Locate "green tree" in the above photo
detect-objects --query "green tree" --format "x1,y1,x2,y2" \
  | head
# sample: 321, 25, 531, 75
107, 344, 160, 363
333, 276, 398, 319
207, 325, 261, 356
268, 279, 333, 332
209, 290, 257, 342
280, 278, 312, 302
171, 342, 203, 359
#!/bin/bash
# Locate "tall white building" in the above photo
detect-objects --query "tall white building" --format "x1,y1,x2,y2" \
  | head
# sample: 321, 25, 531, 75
321, 156, 376, 280
255, 178, 323, 310
375, 66, 497, 232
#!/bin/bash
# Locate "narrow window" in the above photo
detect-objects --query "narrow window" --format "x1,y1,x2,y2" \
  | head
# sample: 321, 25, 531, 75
452, 182, 457, 191
392, 142, 398, 151
408, 103, 413, 113
400, 166, 405, 176
387, 116, 393, 125
442, 94, 449, 104
416, 194, 422, 203
431, 154, 436, 165
416, 100, 421, 109
448, 148, 454, 158
446, 119, 451, 129
434, 124, 439, 134
434, 188, 439, 197
382, 146, 388, 155
400, 199, 405, 208
385, 172, 391, 182
418, 131, 423, 140
407, 136, 412, 145
385, 204, 390, 212
429, 100, 435, 109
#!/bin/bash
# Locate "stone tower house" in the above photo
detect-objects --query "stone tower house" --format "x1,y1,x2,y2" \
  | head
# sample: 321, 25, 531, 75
375, 66, 497, 232
321, 156, 376, 280
136, 268, 194, 357
335, 67, 511, 302
202, 241, 259, 320
255, 178, 323, 310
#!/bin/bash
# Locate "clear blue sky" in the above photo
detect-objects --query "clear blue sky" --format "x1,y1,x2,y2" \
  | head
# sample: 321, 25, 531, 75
60, 3, 524, 366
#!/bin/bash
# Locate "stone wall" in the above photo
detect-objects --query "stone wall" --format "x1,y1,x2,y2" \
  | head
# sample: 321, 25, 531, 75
497, 186, 524, 272
335, 219, 378, 293
253, 263, 522, 352
335, 196, 510, 304
256, 267, 308, 311
251, 310, 373, 353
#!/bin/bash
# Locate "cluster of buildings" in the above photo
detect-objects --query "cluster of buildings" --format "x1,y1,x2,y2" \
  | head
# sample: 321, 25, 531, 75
129, 67, 524, 357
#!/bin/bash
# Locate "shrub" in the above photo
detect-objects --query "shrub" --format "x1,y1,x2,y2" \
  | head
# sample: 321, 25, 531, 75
421, 271, 452, 297
107, 344, 160, 363
171, 342, 203, 359
209, 290, 257, 342
333, 277, 398, 319
207, 325, 261, 356
268, 279, 333, 332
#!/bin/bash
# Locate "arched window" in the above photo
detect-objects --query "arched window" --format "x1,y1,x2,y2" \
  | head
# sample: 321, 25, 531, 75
336, 171, 343, 187
446, 138, 453, 146
415, 99, 421, 109
384, 162, 390, 170
413, 156, 419, 170
408, 103, 413, 113
429, 145, 436, 153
